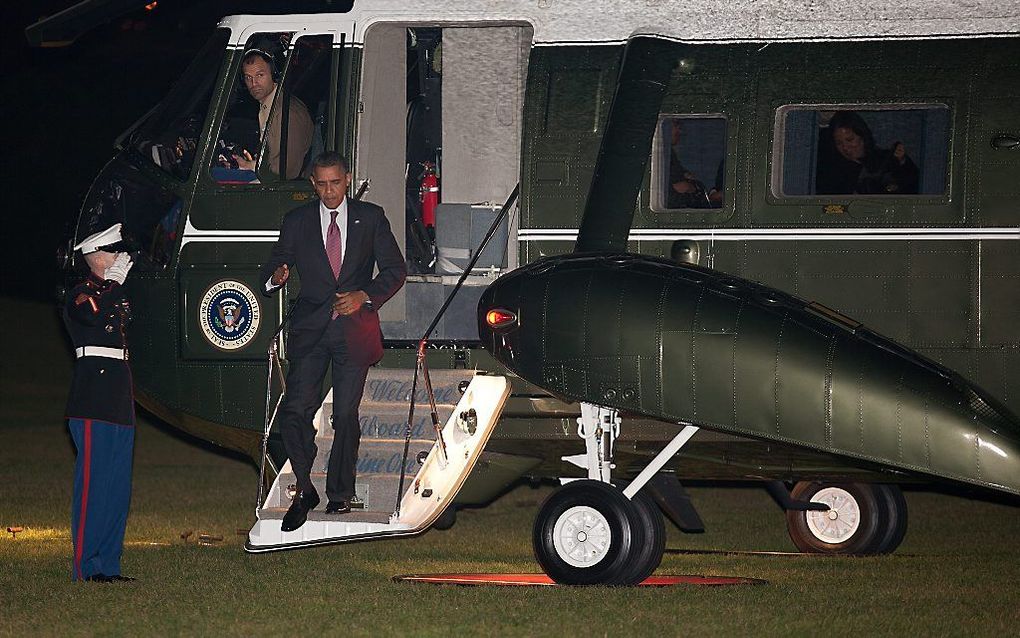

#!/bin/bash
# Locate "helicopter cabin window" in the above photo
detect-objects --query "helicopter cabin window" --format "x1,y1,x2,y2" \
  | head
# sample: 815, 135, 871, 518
652, 116, 728, 211
211, 33, 332, 184
775, 105, 950, 197
130, 28, 228, 180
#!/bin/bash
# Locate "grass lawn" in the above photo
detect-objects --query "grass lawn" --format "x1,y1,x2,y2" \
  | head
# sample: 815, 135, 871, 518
1, 298, 1018, 636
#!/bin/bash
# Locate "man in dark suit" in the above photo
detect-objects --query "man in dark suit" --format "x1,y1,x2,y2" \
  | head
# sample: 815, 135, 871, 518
261, 151, 406, 532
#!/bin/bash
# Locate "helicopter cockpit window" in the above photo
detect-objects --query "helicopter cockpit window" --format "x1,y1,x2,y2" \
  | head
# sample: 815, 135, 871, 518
775, 105, 950, 197
652, 116, 727, 211
211, 33, 332, 184
130, 28, 228, 180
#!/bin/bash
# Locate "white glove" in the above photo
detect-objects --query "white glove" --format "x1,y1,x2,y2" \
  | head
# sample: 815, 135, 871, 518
104, 252, 134, 284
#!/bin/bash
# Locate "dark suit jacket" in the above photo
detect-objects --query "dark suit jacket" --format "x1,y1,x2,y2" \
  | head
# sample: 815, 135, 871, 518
261, 198, 406, 365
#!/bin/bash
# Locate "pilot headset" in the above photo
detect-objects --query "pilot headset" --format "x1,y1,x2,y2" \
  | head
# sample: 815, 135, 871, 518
241, 40, 284, 83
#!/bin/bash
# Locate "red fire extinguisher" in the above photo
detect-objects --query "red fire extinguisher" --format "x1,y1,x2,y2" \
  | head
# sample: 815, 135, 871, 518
419, 161, 439, 231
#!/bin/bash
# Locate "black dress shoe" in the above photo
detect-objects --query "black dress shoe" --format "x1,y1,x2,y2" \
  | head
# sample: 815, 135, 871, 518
281, 489, 320, 532
85, 574, 135, 583
325, 500, 351, 515
85, 574, 115, 583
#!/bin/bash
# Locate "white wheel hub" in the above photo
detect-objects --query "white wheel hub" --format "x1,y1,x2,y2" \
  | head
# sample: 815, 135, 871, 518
552, 505, 612, 568
805, 486, 861, 544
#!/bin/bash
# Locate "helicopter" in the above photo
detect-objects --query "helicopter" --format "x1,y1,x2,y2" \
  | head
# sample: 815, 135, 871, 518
40, 0, 1019, 585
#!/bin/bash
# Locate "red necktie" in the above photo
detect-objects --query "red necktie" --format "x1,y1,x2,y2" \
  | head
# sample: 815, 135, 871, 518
327, 210, 342, 319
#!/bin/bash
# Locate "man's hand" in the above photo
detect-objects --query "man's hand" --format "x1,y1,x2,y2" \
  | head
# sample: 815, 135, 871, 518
333, 291, 369, 316
104, 252, 134, 285
672, 179, 697, 194
272, 264, 290, 286
232, 149, 256, 171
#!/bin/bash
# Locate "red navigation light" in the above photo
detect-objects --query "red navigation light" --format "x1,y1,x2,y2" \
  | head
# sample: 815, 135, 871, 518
486, 308, 517, 329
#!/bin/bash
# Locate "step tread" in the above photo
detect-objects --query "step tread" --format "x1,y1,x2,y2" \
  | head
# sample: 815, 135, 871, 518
279, 471, 412, 481
313, 435, 435, 445
358, 399, 463, 408
258, 507, 392, 524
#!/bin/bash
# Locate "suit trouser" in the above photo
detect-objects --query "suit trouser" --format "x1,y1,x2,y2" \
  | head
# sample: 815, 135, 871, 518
68, 417, 134, 581
280, 318, 370, 502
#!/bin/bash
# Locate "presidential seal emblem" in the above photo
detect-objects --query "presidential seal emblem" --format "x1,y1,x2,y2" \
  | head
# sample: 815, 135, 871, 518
198, 280, 261, 351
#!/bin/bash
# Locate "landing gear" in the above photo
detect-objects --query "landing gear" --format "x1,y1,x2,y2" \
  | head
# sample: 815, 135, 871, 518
872, 484, 908, 554
785, 482, 908, 555
620, 489, 666, 584
432, 506, 457, 530
534, 481, 668, 586
536, 403, 696, 585
533, 480, 638, 585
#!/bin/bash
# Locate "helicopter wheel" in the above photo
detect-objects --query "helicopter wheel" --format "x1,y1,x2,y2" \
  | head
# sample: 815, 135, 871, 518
870, 484, 908, 554
786, 482, 894, 555
432, 506, 457, 531
533, 480, 639, 585
614, 489, 666, 584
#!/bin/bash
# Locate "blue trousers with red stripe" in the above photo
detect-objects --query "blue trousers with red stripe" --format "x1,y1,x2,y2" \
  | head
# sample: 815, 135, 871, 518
68, 418, 134, 581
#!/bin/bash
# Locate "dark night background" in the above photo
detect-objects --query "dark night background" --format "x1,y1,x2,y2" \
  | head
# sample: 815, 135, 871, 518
1, 1, 352, 303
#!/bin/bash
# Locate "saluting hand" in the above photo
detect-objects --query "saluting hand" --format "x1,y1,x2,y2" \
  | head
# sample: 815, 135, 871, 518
104, 252, 134, 285
272, 264, 290, 286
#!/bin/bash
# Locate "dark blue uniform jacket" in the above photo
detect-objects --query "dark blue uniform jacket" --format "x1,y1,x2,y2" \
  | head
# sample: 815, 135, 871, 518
63, 273, 134, 425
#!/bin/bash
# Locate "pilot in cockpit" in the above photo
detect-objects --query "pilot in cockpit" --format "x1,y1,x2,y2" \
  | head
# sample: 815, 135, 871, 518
216, 37, 313, 181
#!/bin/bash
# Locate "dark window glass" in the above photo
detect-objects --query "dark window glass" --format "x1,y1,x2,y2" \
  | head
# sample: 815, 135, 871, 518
129, 28, 228, 181
78, 162, 181, 271
654, 116, 727, 211
211, 33, 332, 184
778, 106, 950, 196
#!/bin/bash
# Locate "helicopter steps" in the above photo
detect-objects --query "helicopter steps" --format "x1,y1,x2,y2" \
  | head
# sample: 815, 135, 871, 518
275, 368, 478, 512
247, 370, 508, 552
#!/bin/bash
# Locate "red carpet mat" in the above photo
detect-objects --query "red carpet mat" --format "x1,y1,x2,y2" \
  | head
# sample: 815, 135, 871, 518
393, 573, 765, 587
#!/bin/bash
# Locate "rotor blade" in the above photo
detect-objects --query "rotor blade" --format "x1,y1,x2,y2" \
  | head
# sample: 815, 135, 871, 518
575, 36, 677, 253
25, 0, 150, 48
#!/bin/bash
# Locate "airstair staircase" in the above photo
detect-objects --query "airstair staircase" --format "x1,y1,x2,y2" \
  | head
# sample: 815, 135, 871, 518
247, 367, 508, 551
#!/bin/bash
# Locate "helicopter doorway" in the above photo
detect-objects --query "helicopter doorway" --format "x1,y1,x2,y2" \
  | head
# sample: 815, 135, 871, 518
356, 22, 531, 340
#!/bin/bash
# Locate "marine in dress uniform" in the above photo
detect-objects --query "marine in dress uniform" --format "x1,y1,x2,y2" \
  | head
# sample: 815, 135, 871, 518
63, 223, 137, 583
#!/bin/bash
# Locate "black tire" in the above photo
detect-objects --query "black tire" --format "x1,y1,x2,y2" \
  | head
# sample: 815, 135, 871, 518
533, 481, 638, 585
870, 484, 908, 554
786, 482, 885, 555
432, 506, 457, 531
614, 490, 666, 585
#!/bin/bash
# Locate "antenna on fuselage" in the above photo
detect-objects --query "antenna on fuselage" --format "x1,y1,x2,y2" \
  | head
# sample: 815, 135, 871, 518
574, 36, 678, 254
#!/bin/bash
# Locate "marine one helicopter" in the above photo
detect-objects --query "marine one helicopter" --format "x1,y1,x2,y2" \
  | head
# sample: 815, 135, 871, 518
42, 0, 1019, 585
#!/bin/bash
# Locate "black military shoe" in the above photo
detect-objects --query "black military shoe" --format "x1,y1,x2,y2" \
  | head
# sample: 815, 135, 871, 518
85, 574, 136, 583
281, 489, 320, 531
325, 500, 351, 515
85, 574, 115, 583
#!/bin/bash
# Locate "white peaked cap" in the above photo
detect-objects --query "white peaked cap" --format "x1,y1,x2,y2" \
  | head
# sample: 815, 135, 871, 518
74, 223, 123, 254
